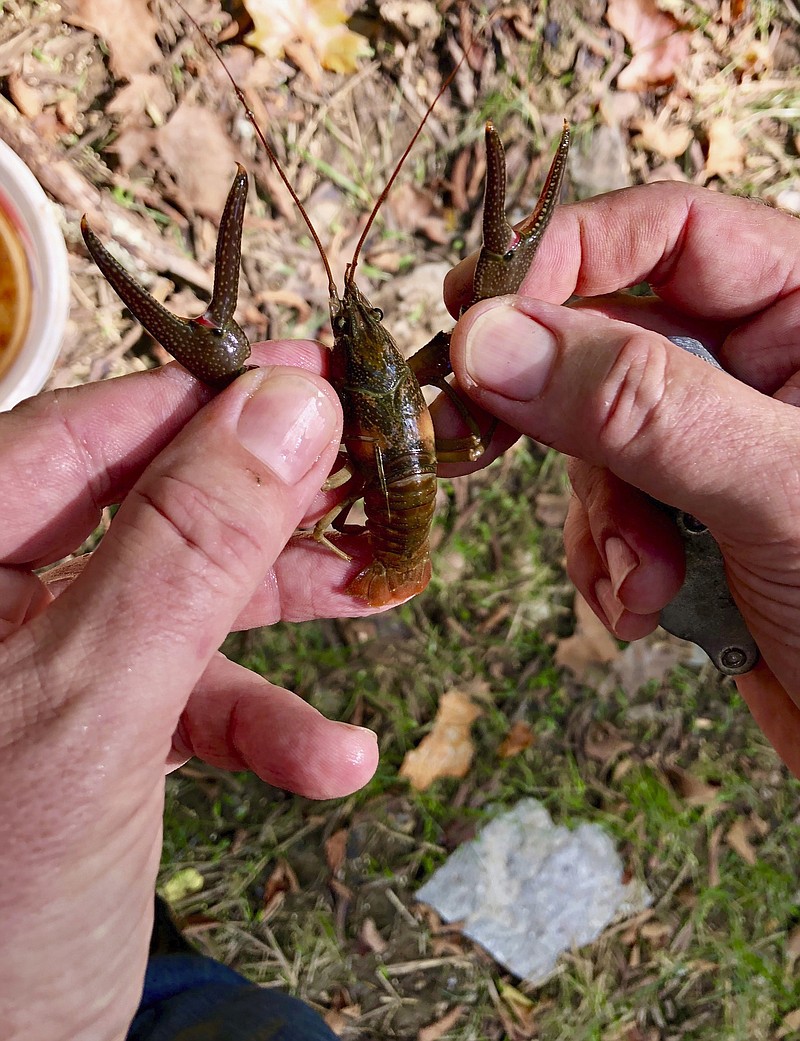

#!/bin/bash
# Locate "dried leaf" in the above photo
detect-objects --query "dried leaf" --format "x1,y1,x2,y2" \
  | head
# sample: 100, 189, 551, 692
243, 0, 371, 76
584, 721, 634, 764
263, 858, 300, 915
325, 828, 348, 874
8, 73, 43, 119
607, 0, 689, 91
607, 635, 691, 697
555, 592, 619, 681
359, 917, 388, 954
665, 765, 722, 807
786, 924, 800, 969
704, 117, 746, 179
63, 0, 161, 81
633, 113, 693, 159
726, 817, 761, 865
419, 1005, 466, 1041
107, 73, 174, 128
498, 720, 535, 759
778, 1009, 800, 1038
399, 690, 482, 790
154, 103, 238, 220
109, 128, 156, 176
387, 182, 450, 244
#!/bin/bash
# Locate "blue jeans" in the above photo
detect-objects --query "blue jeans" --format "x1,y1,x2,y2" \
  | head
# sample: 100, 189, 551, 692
127, 900, 337, 1041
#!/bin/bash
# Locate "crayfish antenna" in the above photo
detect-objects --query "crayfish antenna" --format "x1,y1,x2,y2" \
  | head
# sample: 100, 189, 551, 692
347, 43, 473, 286
173, 0, 338, 300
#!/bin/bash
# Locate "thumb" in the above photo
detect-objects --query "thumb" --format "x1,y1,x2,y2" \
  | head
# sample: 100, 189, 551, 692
7, 366, 342, 763
451, 297, 798, 544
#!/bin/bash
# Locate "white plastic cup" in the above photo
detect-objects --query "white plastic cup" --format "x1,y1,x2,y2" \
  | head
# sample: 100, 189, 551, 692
0, 138, 70, 411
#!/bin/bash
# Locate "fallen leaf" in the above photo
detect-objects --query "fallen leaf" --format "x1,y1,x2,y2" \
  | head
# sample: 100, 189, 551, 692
607, 0, 689, 91
154, 103, 238, 220
606, 635, 691, 696
665, 765, 723, 807
387, 182, 450, 244
640, 919, 673, 945
633, 113, 693, 159
726, 817, 762, 865
325, 828, 348, 874
109, 127, 156, 176
555, 592, 619, 681
107, 73, 174, 128
8, 73, 43, 119
419, 1005, 466, 1041
243, 0, 372, 76
584, 721, 634, 764
778, 1008, 800, 1038
704, 117, 746, 179
161, 867, 204, 903
498, 720, 535, 758
263, 858, 300, 915
786, 924, 800, 970
63, 0, 162, 81
359, 917, 388, 954
399, 690, 482, 790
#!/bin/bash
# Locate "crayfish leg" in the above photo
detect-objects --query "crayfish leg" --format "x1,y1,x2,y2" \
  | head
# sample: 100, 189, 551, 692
409, 330, 489, 461
306, 497, 359, 562
322, 463, 354, 491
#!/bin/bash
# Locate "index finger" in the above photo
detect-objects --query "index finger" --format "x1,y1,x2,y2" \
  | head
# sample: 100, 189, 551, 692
1, 339, 328, 567
445, 182, 800, 389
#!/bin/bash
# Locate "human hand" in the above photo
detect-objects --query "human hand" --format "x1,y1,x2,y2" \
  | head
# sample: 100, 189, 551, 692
445, 181, 800, 776
0, 346, 379, 1040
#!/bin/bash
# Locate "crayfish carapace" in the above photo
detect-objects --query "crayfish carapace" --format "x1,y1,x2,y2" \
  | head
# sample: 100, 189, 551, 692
80, 16, 570, 608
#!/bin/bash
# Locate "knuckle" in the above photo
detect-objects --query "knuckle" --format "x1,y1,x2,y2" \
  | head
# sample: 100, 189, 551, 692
131, 474, 265, 594
594, 333, 674, 463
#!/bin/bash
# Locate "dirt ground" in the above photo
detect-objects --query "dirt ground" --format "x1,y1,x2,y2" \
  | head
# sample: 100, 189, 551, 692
3, 2, 800, 1039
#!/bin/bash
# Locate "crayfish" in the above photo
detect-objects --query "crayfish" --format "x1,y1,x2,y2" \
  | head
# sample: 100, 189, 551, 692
80, 20, 570, 608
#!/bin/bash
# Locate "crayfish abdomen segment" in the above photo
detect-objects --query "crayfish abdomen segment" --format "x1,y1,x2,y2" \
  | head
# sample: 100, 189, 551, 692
350, 465, 438, 606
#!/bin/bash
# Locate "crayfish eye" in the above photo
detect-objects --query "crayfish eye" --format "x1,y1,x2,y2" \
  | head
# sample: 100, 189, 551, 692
504, 248, 516, 261
372, 307, 384, 321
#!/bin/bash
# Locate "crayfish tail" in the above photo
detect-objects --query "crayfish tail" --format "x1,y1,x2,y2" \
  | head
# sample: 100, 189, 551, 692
347, 558, 432, 608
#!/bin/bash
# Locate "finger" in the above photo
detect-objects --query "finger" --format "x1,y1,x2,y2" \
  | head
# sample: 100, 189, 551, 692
0, 568, 51, 639
167, 655, 378, 799
1, 340, 328, 567
40, 532, 388, 628
451, 297, 798, 539
569, 294, 730, 353
738, 664, 800, 778
4, 366, 343, 759
451, 297, 800, 692
567, 459, 685, 614
444, 182, 800, 391
563, 494, 661, 641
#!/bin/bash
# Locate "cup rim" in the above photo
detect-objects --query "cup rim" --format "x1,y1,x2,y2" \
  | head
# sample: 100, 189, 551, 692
0, 138, 70, 411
